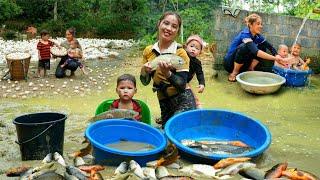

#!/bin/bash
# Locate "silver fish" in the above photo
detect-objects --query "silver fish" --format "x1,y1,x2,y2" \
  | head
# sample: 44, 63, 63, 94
129, 160, 146, 179
159, 175, 194, 180
155, 166, 169, 179
179, 164, 219, 178
149, 54, 185, 71
165, 162, 183, 169
64, 171, 79, 180
22, 168, 57, 180
31, 172, 64, 180
146, 160, 158, 167
32, 162, 55, 173
217, 162, 256, 176
142, 167, 157, 180
239, 167, 266, 180
74, 157, 86, 167
89, 109, 139, 122
114, 161, 128, 175
53, 152, 66, 167
66, 165, 89, 180
111, 172, 131, 180
42, 153, 53, 164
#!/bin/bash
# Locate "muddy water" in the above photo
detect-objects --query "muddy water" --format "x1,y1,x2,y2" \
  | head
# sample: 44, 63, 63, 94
0, 54, 319, 178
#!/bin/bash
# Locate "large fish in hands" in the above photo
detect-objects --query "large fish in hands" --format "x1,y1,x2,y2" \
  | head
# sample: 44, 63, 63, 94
149, 54, 185, 71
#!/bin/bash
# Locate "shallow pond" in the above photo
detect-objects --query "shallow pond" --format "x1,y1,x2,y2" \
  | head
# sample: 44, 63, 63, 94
0, 55, 319, 178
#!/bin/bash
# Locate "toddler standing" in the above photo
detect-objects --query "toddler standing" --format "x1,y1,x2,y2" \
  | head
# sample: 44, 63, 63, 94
36, 30, 58, 77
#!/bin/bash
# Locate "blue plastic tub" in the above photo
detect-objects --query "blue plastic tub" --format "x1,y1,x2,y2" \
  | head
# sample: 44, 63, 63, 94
272, 65, 312, 87
165, 109, 271, 163
85, 119, 167, 166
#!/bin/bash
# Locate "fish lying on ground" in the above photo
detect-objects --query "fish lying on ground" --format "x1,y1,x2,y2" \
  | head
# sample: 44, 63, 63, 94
216, 162, 256, 176
78, 165, 105, 173
142, 167, 157, 179
129, 160, 147, 179
89, 109, 139, 122
264, 162, 288, 179
21, 168, 57, 180
149, 54, 185, 71
31, 172, 64, 180
282, 168, 319, 180
71, 141, 93, 157
53, 152, 67, 167
155, 166, 170, 179
159, 175, 194, 180
74, 156, 86, 167
239, 167, 266, 180
64, 171, 79, 180
42, 153, 53, 164
213, 157, 251, 169
90, 170, 104, 180
179, 164, 220, 178
157, 143, 180, 166
5, 165, 31, 177
114, 161, 128, 175
146, 160, 183, 169
66, 165, 90, 180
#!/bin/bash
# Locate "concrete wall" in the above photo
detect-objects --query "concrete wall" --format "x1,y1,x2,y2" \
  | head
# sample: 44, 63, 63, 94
212, 10, 320, 73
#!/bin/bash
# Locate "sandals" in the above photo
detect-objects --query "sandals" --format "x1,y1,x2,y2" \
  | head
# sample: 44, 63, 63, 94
228, 73, 237, 82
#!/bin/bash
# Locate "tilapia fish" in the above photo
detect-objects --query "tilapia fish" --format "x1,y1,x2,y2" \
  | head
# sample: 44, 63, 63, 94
150, 54, 185, 70
214, 157, 251, 169
264, 162, 288, 179
89, 109, 139, 122
282, 168, 319, 180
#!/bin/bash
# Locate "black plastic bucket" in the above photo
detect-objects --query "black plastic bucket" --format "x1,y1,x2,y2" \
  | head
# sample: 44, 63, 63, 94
13, 112, 67, 161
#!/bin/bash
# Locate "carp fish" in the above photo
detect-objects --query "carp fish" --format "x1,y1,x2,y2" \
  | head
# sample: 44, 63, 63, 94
149, 54, 185, 71
282, 168, 319, 180
89, 109, 139, 122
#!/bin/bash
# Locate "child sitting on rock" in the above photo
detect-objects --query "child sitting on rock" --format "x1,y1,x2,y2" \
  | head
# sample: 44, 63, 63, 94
110, 74, 142, 121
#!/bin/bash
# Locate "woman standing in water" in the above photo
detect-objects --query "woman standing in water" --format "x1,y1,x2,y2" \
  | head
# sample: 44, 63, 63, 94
55, 27, 83, 78
140, 12, 196, 127
224, 13, 287, 82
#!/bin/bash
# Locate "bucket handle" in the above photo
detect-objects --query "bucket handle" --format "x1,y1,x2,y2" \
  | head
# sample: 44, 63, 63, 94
15, 123, 54, 145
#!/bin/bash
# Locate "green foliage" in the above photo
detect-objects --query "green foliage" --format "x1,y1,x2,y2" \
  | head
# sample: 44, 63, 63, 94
38, 19, 66, 37
3, 30, 17, 40
0, 0, 22, 22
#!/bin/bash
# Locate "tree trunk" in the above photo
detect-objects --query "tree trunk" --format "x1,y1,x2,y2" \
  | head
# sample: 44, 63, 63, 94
54, 0, 58, 21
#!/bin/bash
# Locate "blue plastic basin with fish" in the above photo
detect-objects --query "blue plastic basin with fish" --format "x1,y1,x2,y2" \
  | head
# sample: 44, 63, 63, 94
272, 65, 312, 87
85, 119, 167, 166
164, 109, 271, 163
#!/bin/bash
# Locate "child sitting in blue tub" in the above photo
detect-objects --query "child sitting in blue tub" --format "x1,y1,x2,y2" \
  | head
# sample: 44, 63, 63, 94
288, 43, 306, 70
274, 43, 306, 70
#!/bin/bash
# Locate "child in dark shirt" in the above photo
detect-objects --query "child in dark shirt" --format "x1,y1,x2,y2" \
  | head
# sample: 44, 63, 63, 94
184, 35, 205, 108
